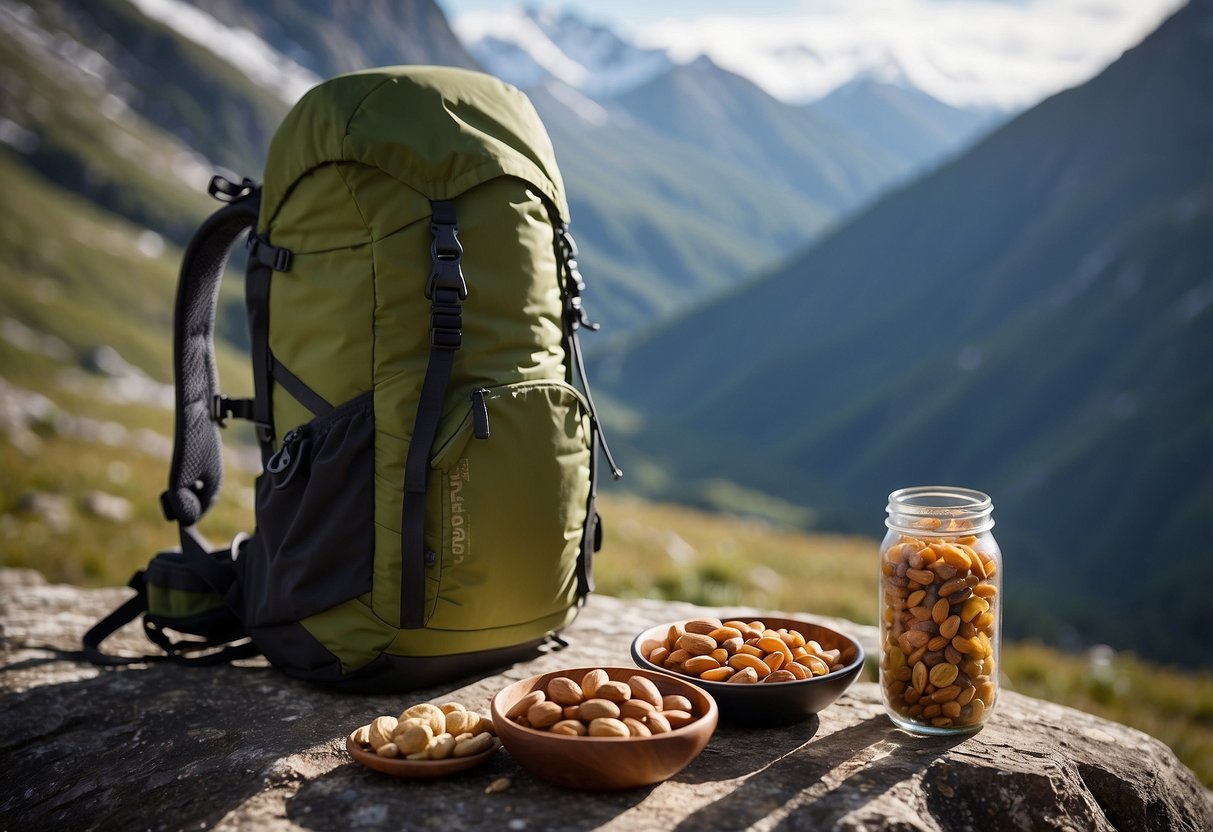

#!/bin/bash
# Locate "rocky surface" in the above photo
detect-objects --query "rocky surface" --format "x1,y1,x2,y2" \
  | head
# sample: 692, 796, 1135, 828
1, 567, 1210, 831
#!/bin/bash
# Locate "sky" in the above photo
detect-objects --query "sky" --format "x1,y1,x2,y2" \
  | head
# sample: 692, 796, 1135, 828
437, 0, 1187, 109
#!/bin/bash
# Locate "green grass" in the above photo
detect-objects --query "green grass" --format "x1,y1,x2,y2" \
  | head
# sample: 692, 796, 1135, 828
1001, 642, 1213, 788
0, 150, 256, 584
594, 492, 875, 626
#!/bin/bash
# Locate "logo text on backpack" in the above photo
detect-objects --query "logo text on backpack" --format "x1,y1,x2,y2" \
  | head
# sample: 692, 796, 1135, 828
450, 459, 470, 563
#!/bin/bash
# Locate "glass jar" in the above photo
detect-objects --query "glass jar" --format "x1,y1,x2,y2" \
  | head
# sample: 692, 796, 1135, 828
878, 486, 1001, 735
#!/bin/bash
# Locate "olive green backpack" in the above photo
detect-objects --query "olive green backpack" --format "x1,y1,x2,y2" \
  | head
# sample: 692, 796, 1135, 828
84, 66, 621, 691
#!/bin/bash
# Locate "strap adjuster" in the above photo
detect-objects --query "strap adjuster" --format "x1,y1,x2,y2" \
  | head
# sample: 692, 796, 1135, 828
430, 294, 463, 349
210, 394, 254, 427
159, 490, 178, 522
247, 234, 293, 272
558, 226, 599, 332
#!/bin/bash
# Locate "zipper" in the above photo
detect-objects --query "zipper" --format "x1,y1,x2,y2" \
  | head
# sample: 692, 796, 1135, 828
471, 388, 490, 439
266, 426, 304, 485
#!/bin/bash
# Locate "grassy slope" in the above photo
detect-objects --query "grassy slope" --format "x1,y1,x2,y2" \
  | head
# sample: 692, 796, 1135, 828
0, 151, 255, 581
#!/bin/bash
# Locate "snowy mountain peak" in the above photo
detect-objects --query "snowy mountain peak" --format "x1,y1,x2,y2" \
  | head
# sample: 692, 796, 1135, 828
453, 6, 670, 97
451, 1, 1185, 113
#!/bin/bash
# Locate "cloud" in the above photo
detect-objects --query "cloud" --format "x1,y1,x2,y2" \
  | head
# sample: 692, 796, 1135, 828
636, 0, 1185, 109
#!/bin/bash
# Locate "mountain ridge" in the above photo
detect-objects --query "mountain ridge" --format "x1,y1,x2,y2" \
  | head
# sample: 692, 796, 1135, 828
813, 76, 997, 172
595, 0, 1213, 665
603, 55, 908, 213
455, 4, 1006, 180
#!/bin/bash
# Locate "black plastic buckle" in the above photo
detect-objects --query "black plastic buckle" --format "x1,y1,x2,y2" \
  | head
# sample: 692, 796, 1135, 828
210, 394, 230, 427
247, 234, 292, 272
211, 395, 255, 428
427, 216, 467, 301
427, 258, 468, 301
431, 218, 463, 261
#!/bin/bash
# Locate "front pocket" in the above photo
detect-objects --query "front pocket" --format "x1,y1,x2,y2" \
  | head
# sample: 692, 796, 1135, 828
424, 380, 592, 630
240, 391, 375, 627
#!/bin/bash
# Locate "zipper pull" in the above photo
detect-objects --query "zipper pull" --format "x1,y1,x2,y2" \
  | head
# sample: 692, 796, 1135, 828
266, 427, 302, 475
472, 389, 490, 439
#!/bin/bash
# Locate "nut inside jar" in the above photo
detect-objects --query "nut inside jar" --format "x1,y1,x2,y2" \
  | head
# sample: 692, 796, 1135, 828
880, 529, 1000, 733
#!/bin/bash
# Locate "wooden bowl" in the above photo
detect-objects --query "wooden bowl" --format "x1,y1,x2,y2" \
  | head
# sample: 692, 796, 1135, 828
491, 666, 718, 790
345, 734, 500, 778
631, 615, 865, 726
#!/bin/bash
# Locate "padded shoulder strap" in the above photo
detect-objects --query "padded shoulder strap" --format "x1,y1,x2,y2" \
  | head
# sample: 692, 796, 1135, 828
161, 186, 261, 526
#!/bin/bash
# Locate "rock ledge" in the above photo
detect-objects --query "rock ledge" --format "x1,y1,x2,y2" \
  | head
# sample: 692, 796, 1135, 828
1, 568, 1210, 831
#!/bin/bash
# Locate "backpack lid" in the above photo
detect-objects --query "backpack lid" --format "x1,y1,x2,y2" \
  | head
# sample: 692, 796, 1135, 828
260, 66, 570, 229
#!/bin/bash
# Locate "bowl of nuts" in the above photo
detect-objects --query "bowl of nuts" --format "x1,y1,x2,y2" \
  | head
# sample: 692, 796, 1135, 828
490, 666, 718, 790
630, 616, 865, 725
347, 700, 500, 778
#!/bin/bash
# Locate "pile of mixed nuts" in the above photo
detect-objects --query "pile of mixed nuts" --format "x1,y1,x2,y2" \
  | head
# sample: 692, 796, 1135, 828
505, 668, 702, 737
350, 701, 496, 760
640, 617, 847, 684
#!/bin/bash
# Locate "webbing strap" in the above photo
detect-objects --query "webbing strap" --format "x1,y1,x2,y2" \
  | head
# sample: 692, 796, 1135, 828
163, 189, 262, 525
81, 562, 258, 667
399, 200, 466, 629
82, 571, 163, 666
247, 256, 274, 452
271, 355, 334, 417
142, 619, 260, 666
551, 222, 622, 600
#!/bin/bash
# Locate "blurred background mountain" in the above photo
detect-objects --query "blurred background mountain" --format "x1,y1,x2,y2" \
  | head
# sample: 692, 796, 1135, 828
0, 0, 1210, 775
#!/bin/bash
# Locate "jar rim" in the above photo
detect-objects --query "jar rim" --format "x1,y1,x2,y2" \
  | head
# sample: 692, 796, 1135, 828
888, 486, 991, 511
885, 486, 994, 534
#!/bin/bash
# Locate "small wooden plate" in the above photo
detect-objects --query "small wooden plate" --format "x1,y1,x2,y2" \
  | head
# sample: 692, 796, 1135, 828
345, 735, 500, 779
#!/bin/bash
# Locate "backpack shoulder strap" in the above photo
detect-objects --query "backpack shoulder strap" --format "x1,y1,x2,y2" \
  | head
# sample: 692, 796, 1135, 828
160, 177, 262, 527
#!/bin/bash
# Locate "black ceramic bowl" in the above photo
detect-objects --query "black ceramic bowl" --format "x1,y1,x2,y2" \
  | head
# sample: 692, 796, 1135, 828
630, 615, 865, 726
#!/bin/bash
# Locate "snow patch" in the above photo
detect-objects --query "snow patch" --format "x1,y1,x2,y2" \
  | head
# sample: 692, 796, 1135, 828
126, 0, 319, 105
543, 81, 608, 126
455, 7, 670, 97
